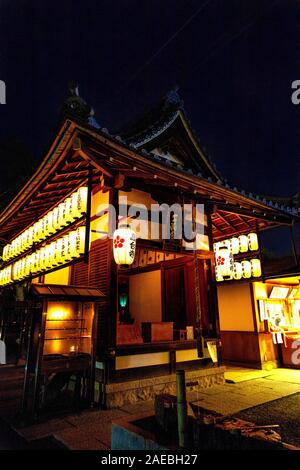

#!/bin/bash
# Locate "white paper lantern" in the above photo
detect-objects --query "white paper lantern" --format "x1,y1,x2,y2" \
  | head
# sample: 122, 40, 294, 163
251, 258, 261, 277
46, 211, 55, 236
74, 227, 86, 257
248, 232, 259, 251
233, 261, 243, 280
64, 197, 74, 223
63, 234, 72, 261
44, 245, 52, 269
239, 235, 249, 253
113, 225, 136, 266
52, 207, 60, 232
58, 202, 67, 228
241, 260, 252, 278
77, 187, 88, 215
215, 246, 233, 280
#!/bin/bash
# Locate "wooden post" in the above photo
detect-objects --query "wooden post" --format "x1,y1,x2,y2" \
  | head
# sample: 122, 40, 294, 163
176, 370, 188, 448
206, 207, 222, 365
105, 187, 119, 384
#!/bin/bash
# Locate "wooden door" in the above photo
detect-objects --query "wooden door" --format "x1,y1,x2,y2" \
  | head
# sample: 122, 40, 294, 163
163, 263, 186, 329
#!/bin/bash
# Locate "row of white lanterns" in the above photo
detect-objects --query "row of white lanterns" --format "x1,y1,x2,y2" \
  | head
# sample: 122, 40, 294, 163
214, 232, 258, 255
2, 187, 88, 262
0, 226, 86, 285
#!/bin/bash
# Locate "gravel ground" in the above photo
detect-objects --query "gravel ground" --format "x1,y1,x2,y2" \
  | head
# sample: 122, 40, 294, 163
233, 392, 300, 448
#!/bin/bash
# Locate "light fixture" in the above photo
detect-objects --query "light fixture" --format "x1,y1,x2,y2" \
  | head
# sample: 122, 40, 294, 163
239, 235, 248, 253
248, 233, 259, 251
251, 258, 261, 277
113, 224, 136, 266
215, 245, 233, 280
230, 237, 240, 255
241, 260, 252, 278
233, 261, 243, 280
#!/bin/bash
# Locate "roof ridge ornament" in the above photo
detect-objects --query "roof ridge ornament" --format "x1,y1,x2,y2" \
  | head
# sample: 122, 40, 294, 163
61, 82, 101, 129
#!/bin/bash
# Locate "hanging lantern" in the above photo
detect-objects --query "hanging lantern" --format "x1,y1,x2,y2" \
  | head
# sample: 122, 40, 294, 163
215, 264, 223, 282
77, 187, 88, 215
64, 197, 74, 224
233, 261, 243, 280
251, 258, 261, 277
74, 227, 86, 257
58, 202, 67, 228
46, 211, 55, 236
63, 234, 72, 261
248, 233, 258, 251
28, 226, 34, 247
51, 241, 60, 266
2, 245, 8, 261
272, 332, 284, 344
230, 237, 240, 255
113, 225, 136, 266
241, 260, 252, 278
215, 245, 233, 280
68, 231, 77, 258
44, 245, 52, 269
239, 235, 248, 253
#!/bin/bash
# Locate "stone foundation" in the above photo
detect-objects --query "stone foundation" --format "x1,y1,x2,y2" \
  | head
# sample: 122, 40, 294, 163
104, 366, 225, 409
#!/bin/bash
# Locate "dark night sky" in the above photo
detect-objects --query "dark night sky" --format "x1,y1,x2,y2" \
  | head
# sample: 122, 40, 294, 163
0, 0, 300, 203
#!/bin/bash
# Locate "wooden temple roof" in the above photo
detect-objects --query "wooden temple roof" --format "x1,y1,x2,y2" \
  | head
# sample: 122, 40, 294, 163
0, 88, 298, 243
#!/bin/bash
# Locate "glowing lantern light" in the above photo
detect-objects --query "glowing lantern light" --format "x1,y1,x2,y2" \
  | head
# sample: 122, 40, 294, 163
215, 246, 233, 280
239, 235, 248, 253
2, 246, 8, 261
46, 211, 55, 236
44, 245, 52, 269
230, 237, 240, 255
233, 262, 243, 280
248, 232, 258, 251
77, 187, 88, 215
272, 332, 284, 344
113, 225, 136, 266
50, 241, 59, 266
58, 202, 67, 228
74, 227, 86, 257
64, 197, 74, 223
68, 231, 77, 258
241, 260, 252, 278
63, 234, 72, 261
251, 258, 261, 277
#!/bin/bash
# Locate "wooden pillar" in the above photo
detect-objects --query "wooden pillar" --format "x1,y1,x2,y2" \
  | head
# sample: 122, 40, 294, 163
105, 188, 119, 384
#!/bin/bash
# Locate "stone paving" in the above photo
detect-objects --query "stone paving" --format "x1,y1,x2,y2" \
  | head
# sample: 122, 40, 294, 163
1, 366, 300, 449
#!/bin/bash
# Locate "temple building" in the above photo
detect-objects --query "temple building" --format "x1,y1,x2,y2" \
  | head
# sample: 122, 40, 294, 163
0, 87, 299, 419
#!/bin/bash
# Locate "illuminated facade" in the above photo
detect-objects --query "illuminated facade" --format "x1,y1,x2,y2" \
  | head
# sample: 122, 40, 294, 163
0, 87, 299, 417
